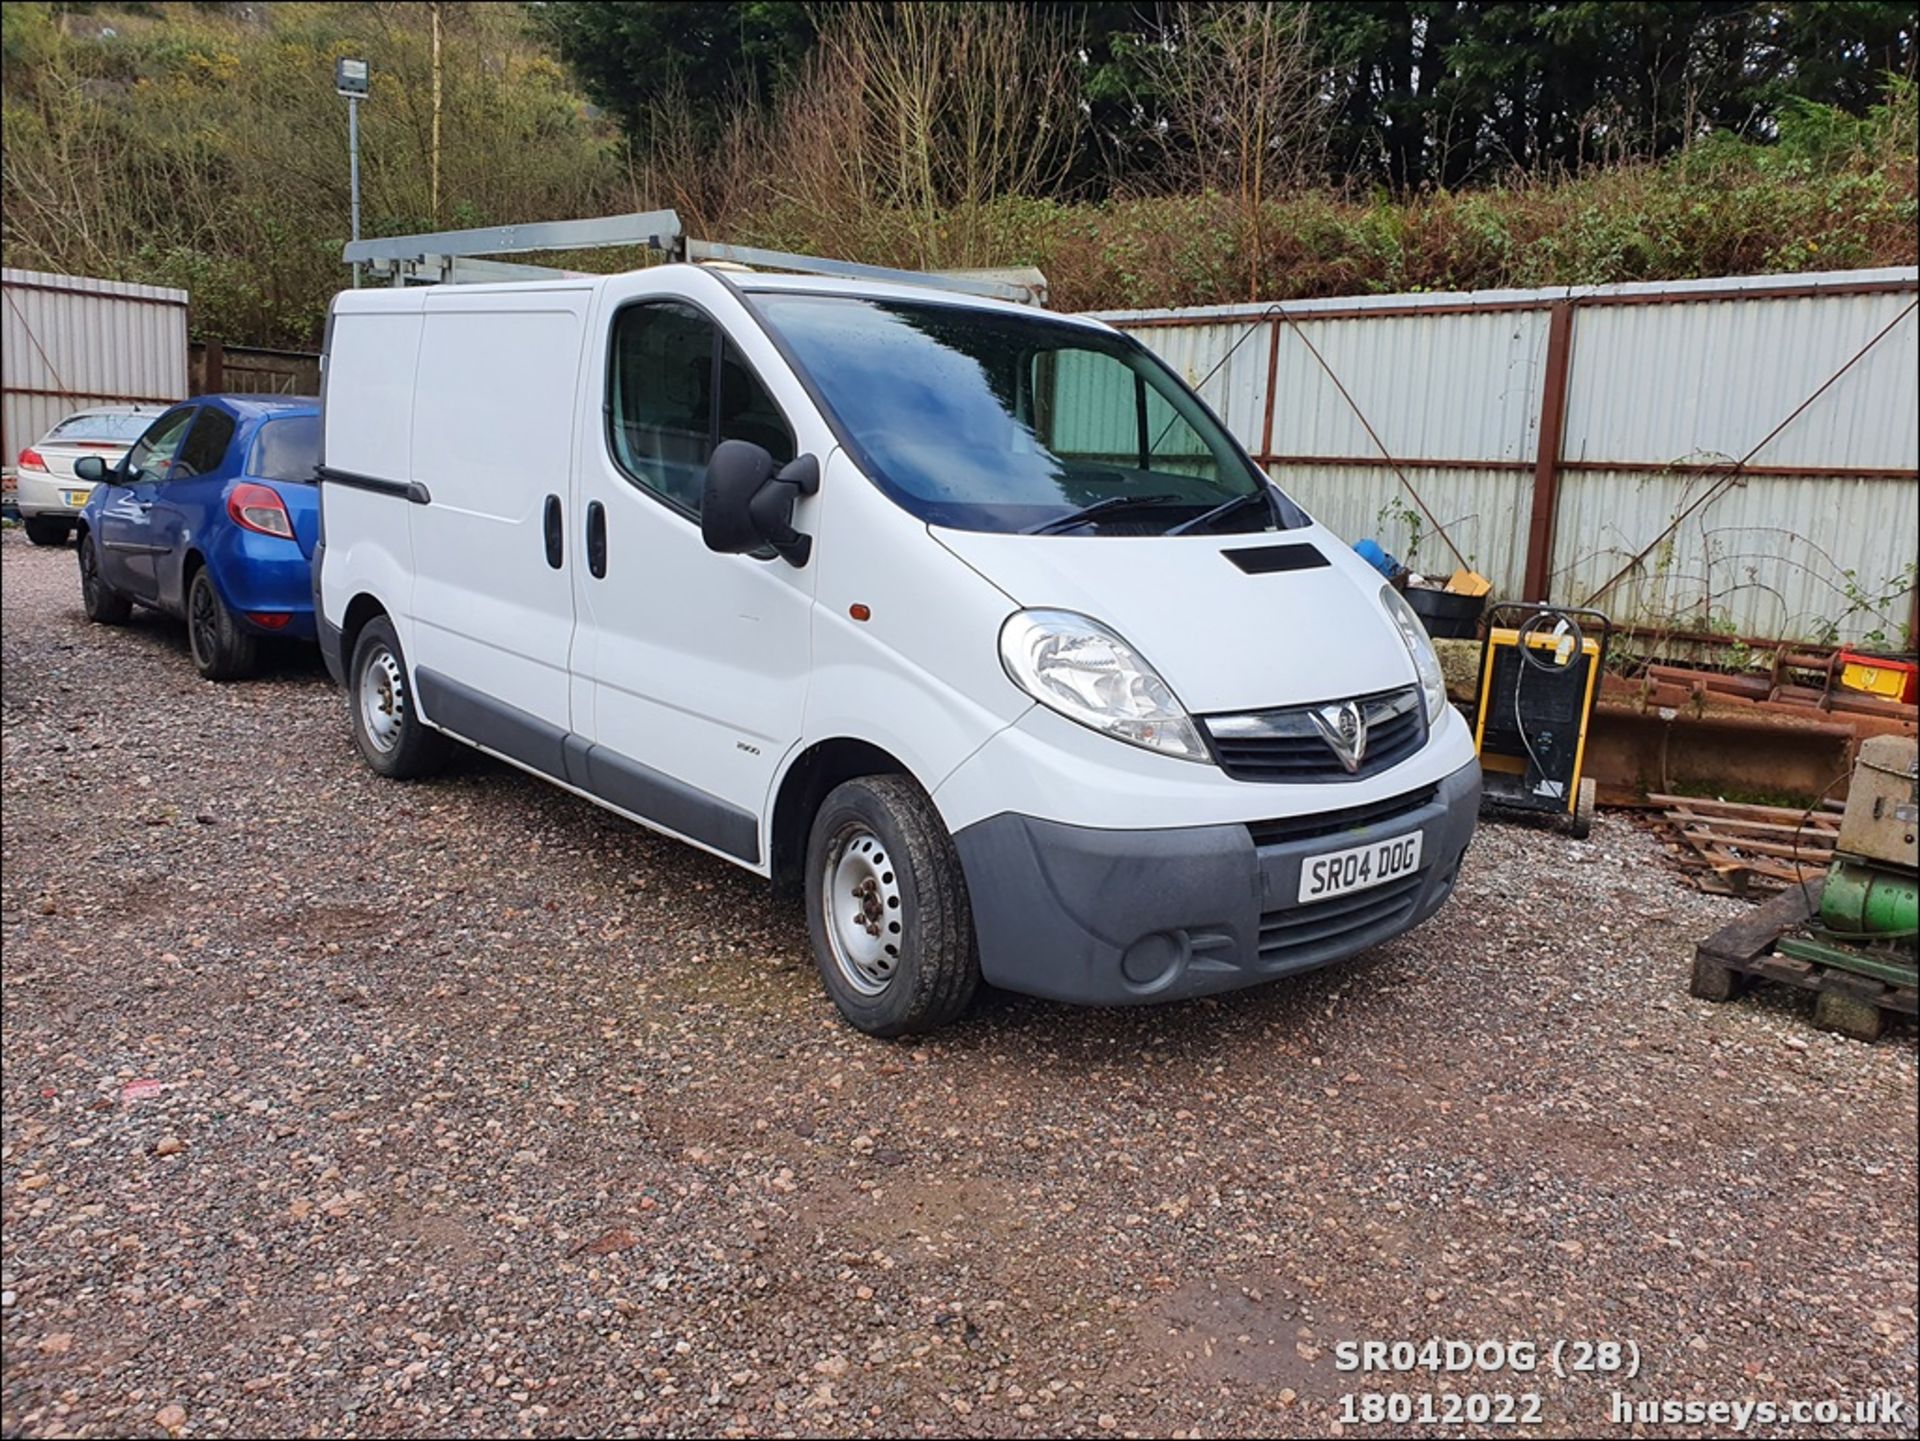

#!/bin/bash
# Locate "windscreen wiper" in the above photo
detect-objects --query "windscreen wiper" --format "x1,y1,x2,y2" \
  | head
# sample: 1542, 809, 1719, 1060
1023, 493, 1185, 536
1164, 488, 1272, 536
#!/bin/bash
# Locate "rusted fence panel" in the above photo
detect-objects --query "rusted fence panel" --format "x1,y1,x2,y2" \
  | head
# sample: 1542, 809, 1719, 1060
191, 342, 321, 398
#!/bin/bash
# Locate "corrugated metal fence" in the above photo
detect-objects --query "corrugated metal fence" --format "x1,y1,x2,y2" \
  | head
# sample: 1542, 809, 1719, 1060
1, 268, 189, 471
1095, 267, 1920, 648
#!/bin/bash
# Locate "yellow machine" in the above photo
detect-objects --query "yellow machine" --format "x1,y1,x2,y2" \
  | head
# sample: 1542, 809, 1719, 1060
1471, 603, 1609, 838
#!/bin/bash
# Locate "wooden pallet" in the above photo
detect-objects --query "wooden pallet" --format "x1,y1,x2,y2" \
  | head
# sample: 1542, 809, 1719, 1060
1690, 875, 1918, 1041
1653, 793, 1840, 897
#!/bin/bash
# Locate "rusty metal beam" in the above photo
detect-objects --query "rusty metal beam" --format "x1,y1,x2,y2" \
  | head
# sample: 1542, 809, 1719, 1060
2, 385, 180, 405
1525, 301, 1575, 603
0, 278, 189, 309
1258, 452, 1916, 482
1113, 276, 1916, 328
1258, 320, 1282, 459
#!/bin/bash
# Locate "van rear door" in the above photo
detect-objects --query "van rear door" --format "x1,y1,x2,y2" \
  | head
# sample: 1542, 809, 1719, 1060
406, 287, 591, 768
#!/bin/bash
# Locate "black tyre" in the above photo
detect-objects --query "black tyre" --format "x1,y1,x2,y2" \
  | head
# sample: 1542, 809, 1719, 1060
77, 534, 132, 625
25, 516, 71, 546
348, 615, 451, 779
1569, 775, 1597, 840
805, 774, 980, 1037
186, 568, 259, 681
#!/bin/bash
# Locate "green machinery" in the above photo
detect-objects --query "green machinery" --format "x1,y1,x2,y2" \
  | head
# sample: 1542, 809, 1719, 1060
1693, 735, 1917, 1040
1776, 735, 1919, 980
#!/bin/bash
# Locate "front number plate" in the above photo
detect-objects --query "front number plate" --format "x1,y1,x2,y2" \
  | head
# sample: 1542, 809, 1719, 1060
1298, 830, 1424, 904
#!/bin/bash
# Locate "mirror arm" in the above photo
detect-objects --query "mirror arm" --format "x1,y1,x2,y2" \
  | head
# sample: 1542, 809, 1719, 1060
751, 455, 820, 567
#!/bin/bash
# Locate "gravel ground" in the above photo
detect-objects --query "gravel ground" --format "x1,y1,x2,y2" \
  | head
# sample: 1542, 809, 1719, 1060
3, 525, 1915, 1440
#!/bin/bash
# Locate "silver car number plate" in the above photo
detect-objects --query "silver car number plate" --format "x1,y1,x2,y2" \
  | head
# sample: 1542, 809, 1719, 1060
1298, 831, 1423, 904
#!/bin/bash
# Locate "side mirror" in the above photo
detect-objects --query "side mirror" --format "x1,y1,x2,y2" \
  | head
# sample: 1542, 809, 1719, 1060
701, 442, 820, 567
73, 455, 107, 484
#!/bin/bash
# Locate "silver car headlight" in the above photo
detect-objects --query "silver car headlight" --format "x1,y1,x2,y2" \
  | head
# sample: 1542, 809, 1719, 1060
998, 609, 1209, 762
1381, 583, 1449, 723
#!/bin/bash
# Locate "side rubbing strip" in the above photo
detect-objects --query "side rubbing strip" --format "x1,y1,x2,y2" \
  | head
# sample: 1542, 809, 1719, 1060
317, 465, 431, 506
414, 668, 761, 865
581, 746, 761, 864
416, 669, 569, 781
1224, 543, 1330, 575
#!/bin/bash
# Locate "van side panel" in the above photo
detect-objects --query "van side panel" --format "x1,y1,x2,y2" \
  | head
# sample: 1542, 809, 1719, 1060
407, 289, 590, 736
318, 299, 427, 650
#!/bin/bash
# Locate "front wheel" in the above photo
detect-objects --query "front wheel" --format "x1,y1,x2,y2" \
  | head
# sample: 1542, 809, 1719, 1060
187, 568, 258, 681
77, 535, 132, 624
805, 774, 980, 1037
348, 616, 451, 779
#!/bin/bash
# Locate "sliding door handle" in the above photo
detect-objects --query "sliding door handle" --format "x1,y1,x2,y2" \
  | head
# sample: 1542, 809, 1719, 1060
543, 494, 563, 569
586, 500, 607, 578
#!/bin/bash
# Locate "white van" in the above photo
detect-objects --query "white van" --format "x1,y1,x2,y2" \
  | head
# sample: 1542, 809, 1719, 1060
316, 264, 1479, 1034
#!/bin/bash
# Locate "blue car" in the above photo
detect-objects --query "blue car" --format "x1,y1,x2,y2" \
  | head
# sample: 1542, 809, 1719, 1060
73, 395, 321, 680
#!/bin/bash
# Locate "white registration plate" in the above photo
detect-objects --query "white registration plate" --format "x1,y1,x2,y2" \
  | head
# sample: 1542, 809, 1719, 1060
1298, 830, 1423, 904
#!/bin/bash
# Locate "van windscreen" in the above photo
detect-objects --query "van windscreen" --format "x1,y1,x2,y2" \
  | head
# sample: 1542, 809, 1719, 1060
752, 295, 1301, 536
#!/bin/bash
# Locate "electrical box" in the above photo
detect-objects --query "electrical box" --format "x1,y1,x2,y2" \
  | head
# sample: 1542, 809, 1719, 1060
1472, 604, 1609, 835
1836, 735, 1919, 870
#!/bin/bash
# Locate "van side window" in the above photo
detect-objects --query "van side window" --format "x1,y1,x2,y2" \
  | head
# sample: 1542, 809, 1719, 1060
609, 302, 794, 515
1031, 350, 1225, 483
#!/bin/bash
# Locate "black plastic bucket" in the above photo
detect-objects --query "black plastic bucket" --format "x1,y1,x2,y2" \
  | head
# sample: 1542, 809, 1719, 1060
1402, 585, 1484, 639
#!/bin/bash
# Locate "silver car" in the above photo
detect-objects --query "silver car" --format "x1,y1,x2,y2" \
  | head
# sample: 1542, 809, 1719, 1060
14, 405, 166, 545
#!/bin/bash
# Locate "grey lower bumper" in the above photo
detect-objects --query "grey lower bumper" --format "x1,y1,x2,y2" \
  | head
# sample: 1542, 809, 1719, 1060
952, 758, 1480, 1006
313, 540, 346, 687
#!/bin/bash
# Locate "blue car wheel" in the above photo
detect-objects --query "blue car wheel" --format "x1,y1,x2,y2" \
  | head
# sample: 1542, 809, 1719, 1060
186, 569, 259, 681
78, 535, 132, 625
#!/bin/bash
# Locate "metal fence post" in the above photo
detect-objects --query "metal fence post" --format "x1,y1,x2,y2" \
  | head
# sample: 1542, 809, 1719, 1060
1523, 300, 1576, 602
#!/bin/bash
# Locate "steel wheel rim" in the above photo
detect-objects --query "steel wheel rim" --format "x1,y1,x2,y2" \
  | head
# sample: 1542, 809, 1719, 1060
821, 823, 904, 997
188, 576, 219, 665
359, 644, 406, 753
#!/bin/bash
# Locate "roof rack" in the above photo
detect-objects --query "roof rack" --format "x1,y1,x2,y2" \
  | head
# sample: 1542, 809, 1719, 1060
340, 210, 1048, 306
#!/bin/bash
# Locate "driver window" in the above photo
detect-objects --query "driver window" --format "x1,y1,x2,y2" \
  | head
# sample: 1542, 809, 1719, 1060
609, 302, 793, 517
123, 408, 196, 482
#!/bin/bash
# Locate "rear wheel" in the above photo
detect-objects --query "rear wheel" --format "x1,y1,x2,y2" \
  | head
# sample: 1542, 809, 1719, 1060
348, 615, 451, 779
186, 568, 258, 681
805, 774, 980, 1037
77, 534, 132, 625
25, 516, 71, 546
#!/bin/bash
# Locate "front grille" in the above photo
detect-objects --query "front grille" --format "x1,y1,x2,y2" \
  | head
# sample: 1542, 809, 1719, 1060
1202, 686, 1426, 782
1257, 870, 1425, 964
1246, 784, 1438, 849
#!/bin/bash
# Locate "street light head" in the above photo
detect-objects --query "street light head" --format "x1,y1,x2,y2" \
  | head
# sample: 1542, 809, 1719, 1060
335, 57, 370, 98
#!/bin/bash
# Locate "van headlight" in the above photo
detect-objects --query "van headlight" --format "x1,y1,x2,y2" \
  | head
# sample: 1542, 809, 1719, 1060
999, 609, 1209, 762
1381, 584, 1449, 723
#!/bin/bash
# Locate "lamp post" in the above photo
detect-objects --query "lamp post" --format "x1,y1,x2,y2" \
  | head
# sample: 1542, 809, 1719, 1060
335, 58, 371, 288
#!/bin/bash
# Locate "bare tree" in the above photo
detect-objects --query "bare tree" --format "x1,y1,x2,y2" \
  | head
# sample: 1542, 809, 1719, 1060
1144, 2, 1329, 297
764, 3, 1083, 267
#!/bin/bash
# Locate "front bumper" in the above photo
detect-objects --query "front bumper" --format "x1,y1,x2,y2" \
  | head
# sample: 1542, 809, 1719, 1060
953, 757, 1480, 1005
15, 472, 93, 519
